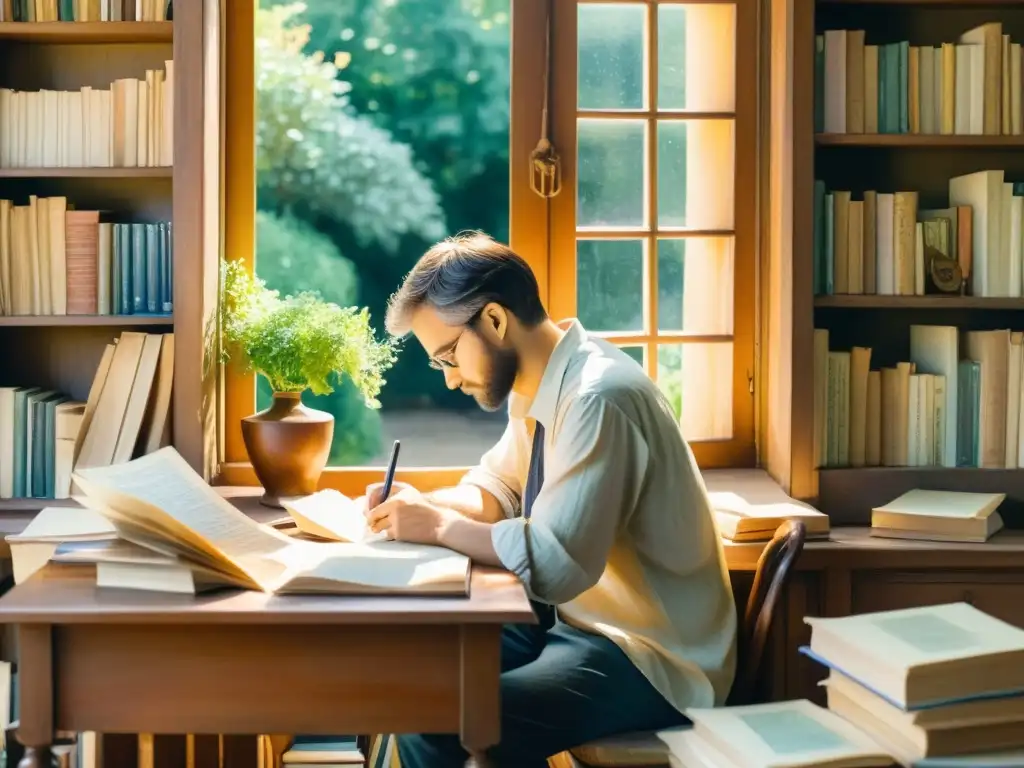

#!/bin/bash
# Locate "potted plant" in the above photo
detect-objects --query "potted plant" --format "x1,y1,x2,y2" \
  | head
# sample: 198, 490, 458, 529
220, 259, 397, 508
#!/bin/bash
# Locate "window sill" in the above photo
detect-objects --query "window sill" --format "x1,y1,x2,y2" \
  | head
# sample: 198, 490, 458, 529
216, 462, 469, 496
216, 462, 792, 505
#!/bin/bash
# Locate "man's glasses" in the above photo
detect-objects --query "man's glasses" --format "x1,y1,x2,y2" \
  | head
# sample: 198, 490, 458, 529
428, 328, 469, 370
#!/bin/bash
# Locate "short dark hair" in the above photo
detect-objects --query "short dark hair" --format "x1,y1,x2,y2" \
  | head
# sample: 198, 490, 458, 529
385, 231, 547, 337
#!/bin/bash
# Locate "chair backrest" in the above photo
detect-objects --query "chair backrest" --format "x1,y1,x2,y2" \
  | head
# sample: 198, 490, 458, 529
726, 519, 807, 706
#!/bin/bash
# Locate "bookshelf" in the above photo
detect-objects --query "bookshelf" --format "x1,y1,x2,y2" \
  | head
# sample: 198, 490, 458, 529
780, 0, 1024, 525
0, 6, 222, 514
0, 20, 172, 43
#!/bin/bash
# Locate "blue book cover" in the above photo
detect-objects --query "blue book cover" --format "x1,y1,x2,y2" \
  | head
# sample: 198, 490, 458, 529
132, 224, 147, 314
146, 224, 159, 314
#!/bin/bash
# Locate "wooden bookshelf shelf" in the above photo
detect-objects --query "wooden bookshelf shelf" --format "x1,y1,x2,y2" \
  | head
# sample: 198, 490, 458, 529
0, 21, 172, 43
0, 499, 78, 513
0, 167, 171, 179
815, 133, 1024, 147
815, 295, 1024, 309
0, 315, 172, 327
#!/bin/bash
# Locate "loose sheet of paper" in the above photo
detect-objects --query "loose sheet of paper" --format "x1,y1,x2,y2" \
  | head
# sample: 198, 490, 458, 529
281, 489, 387, 543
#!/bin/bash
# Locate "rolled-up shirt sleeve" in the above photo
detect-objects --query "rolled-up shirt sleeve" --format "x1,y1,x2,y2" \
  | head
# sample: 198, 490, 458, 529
460, 421, 523, 519
491, 394, 648, 605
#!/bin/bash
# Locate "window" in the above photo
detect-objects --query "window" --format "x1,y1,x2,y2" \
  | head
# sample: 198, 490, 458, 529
222, 0, 756, 491
547, 0, 757, 468
223, 0, 545, 490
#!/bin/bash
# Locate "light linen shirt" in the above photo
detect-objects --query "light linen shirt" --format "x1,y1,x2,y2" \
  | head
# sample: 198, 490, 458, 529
462, 320, 738, 713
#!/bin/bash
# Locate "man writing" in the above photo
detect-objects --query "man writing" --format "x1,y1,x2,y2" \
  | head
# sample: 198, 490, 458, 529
365, 231, 737, 768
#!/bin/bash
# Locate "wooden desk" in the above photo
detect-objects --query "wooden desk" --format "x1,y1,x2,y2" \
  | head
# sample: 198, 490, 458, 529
0, 564, 534, 768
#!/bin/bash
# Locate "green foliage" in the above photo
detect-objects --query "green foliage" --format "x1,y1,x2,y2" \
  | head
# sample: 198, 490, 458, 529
220, 259, 398, 405
254, 210, 357, 304
255, 3, 446, 252
252, 212, 383, 465
254, 0, 514, 415
267, 0, 510, 238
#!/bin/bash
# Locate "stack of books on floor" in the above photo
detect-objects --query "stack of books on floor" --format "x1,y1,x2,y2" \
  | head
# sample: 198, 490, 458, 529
281, 736, 363, 766
657, 698, 892, 767
654, 601, 1024, 767
870, 489, 1006, 543
805, 602, 1024, 766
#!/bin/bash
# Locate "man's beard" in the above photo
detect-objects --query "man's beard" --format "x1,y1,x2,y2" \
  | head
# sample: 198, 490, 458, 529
472, 342, 518, 412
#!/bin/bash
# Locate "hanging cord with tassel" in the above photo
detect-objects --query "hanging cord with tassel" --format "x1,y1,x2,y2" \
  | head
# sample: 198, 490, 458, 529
529, 0, 562, 198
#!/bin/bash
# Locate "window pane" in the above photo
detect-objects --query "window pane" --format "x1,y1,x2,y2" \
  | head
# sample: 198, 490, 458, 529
578, 119, 646, 228
620, 345, 645, 368
657, 343, 733, 441
578, 2, 646, 110
577, 239, 645, 332
658, 119, 734, 230
658, 4, 736, 112
253, 1, 510, 467
657, 237, 734, 334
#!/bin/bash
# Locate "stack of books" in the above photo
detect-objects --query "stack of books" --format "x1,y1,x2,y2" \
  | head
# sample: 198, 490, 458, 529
47, 446, 472, 597
803, 602, 1024, 765
656, 698, 892, 767
281, 737, 363, 766
708, 490, 830, 543
871, 489, 1005, 543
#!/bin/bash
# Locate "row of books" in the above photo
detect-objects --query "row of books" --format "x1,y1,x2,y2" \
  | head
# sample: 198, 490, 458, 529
817, 22, 1018, 135
0, 196, 173, 317
0, 0, 170, 22
658, 601, 1024, 766
814, 325, 1024, 470
0, 62, 174, 169
814, 170, 1019, 299
0, 331, 173, 501
0, 388, 82, 501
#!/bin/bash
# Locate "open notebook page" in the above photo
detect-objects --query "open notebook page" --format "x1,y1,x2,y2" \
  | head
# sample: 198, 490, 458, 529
73, 447, 299, 591
265, 539, 469, 594
281, 489, 387, 544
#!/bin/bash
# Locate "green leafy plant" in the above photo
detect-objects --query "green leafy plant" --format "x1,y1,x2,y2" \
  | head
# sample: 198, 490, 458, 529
220, 258, 398, 406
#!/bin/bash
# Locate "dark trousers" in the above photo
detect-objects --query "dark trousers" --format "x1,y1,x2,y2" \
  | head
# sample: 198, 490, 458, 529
396, 605, 688, 768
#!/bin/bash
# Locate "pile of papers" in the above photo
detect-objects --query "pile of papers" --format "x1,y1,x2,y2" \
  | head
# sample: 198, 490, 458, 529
7, 447, 470, 597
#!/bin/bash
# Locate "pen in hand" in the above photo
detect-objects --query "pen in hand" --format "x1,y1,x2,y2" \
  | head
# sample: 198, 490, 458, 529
380, 439, 401, 503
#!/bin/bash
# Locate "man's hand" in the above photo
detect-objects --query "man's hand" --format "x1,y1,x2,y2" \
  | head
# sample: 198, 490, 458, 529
364, 484, 455, 546
362, 481, 503, 565
364, 480, 417, 511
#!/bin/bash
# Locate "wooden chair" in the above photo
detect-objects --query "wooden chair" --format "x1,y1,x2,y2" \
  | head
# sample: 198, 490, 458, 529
566, 519, 808, 768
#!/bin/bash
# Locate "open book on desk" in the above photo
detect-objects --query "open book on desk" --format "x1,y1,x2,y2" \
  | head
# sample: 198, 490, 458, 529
70, 447, 471, 596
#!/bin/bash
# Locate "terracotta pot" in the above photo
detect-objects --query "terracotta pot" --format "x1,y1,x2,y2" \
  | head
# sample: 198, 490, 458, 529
241, 391, 334, 508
